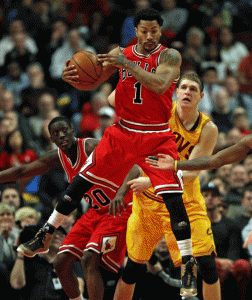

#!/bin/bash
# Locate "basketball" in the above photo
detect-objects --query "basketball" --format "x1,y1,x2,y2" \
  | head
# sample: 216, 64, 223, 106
68, 51, 103, 91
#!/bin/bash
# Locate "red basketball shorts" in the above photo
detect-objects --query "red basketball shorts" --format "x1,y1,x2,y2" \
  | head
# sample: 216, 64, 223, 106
80, 121, 183, 196
58, 205, 132, 273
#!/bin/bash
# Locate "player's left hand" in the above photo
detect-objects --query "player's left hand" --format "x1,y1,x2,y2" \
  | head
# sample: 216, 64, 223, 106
109, 195, 126, 218
145, 154, 175, 170
127, 177, 152, 194
62, 60, 79, 84
97, 47, 128, 69
243, 229, 252, 248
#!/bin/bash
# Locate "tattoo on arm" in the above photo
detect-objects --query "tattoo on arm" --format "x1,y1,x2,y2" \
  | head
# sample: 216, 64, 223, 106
161, 49, 181, 66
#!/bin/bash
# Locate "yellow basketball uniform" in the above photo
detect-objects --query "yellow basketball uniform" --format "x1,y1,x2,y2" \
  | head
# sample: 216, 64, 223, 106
127, 102, 216, 267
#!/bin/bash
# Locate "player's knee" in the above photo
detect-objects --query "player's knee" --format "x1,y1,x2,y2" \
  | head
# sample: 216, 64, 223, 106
197, 254, 219, 285
54, 252, 75, 274
121, 257, 146, 284
81, 250, 101, 272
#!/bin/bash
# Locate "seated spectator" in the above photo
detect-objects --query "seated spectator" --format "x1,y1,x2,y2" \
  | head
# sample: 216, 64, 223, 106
201, 43, 226, 83
219, 25, 249, 77
0, 184, 25, 210
29, 92, 57, 139
0, 31, 37, 75
20, 62, 58, 118
181, 26, 207, 74
49, 28, 96, 83
0, 202, 20, 297
202, 181, 251, 300
210, 87, 233, 133
224, 75, 252, 120
79, 91, 109, 138
120, 0, 151, 47
213, 131, 228, 153
226, 127, 243, 146
0, 129, 38, 193
0, 61, 29, 108
94, 106, 116, 140
224, 163, 249, 221
231, 107, 251, 137
0, 90, 16, 120
161, 0, 188, 39
198, 66, 222, 114
10, 225, 84, 300
244, 154, 252, 175
0, 19, 38, 67
15, 206, 41, 229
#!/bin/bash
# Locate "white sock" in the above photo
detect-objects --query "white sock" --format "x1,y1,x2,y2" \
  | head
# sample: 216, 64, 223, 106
177, 238, 193, 257
70, 295, 84, 300
47, 209, 67, 229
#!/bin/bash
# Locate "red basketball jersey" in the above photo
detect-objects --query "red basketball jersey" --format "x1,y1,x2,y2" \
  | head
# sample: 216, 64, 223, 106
58, 138, 132, 214
115, 44, 178, 125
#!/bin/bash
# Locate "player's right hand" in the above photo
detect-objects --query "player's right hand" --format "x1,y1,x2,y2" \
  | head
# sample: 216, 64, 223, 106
109, 195, 126, 218
62, 60, 79, 84
145, 154, 175, 170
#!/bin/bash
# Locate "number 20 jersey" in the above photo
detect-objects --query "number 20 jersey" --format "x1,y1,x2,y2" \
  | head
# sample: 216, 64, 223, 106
58, 138, 132, 214
115, 44, 178, 125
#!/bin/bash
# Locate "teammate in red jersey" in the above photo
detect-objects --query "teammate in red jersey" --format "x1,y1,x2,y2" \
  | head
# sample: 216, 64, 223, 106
0, 116, 132, 300
18, 8, 197, 297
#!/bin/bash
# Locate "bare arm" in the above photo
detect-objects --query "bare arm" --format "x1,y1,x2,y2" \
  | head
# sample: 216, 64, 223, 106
109, 165, 142, 217
98, 47, 181, 95
178, 134, 252, 171
84, 138, 100, 157
0, 150, 61, 183
10, 253, 26, 289
182, 121, 218, 183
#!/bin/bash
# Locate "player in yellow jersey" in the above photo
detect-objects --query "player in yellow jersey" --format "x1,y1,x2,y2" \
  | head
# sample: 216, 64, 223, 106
109, 72, 221, 300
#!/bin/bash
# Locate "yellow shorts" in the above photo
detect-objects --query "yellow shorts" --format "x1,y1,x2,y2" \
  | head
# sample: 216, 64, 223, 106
127, 193, 216, 267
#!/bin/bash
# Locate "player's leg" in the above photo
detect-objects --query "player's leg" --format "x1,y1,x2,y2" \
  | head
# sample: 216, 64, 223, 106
81, 250, 105, 300
17, 173, 93, 257
197, 254, 221, 300
54, 252, 84, 300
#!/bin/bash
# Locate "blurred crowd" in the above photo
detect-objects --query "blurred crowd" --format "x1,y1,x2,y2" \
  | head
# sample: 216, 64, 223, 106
1, 0, 252, 299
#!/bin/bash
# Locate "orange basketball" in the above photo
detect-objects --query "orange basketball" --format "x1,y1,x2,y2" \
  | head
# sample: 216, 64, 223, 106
68, 51, 103, 91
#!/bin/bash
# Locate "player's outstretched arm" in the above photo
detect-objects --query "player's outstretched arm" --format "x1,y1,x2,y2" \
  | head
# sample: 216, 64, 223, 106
146, 134, 252, 171
0, 150, 61, 183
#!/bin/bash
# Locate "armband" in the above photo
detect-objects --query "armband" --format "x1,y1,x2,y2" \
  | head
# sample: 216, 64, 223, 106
174, 160, 178, 171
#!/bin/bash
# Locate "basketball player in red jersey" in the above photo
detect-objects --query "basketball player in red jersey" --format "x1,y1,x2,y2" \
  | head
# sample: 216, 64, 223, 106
18, 9, 197, 297
0, 116, 132, 300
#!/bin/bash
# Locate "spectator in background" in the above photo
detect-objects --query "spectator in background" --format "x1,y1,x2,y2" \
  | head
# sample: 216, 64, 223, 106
181, 26, 207, 74
120, 0, 151, 47
231, 107, 251, 137
198, 66, 222, 114
0, 31, 37, 75
10, 225, 84, 300
201, 43, 226, 83
94, 106, 116, 140
0, 184, 25, 211
224, 75, 252, 119
224, 163, 248, 221
20, 62, 58, 118
226, 127, 243, 146
244, 154, 252, 175
0, 90, 16, 120
202, 181, 250, 300
210, 87, 233, 133
0, 202, 20, 297
49, 28, 96, 85
218, 25, 249, 77
15, 206, 41, 229
161, 0, 188, 39
0, 129, 38, 193
0, 19, 38, 66
0, 61, 29, 108
29, 92, 57, 139
79, 91, 109, 138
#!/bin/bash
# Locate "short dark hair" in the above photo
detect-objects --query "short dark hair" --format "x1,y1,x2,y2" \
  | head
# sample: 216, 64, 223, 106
177, 72, 204, 93
133, 8, 163, 27
48, 116, 73, 133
